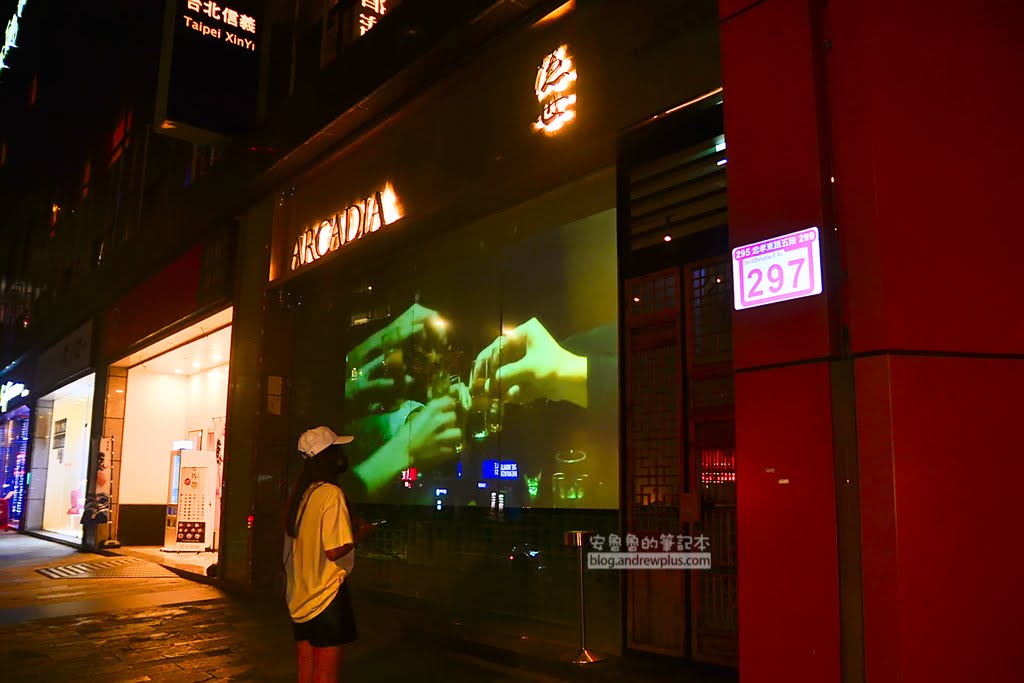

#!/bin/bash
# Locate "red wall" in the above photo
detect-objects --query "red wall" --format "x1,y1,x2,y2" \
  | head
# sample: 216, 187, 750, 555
721, 0, 832, 370
101, 246, 203, 359
829, 1, 1024, 681
830, 0, 1024, 355
720, 1, 841, 682
736, 364, 840, 682
724, 0, 1024, 681
856, 356, 1024, 683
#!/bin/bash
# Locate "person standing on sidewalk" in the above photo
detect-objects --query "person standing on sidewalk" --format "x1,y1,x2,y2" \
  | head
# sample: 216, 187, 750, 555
285, 426, 371, 683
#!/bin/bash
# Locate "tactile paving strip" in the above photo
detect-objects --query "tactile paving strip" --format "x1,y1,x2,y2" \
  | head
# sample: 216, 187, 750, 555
36, 556, 177, 579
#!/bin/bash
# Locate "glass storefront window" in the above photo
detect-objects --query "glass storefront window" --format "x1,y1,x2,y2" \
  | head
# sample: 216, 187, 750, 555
291, 201, 619, 511
284, 175, 621, 634
40, 373, 96, 540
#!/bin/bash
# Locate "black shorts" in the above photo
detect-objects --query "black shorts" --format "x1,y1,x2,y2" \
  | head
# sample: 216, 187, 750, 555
293, 580, 358, 647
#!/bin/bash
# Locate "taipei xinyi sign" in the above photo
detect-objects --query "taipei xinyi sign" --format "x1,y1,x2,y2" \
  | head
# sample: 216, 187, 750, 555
732, 227, 823, 310
155, 0, 261, 140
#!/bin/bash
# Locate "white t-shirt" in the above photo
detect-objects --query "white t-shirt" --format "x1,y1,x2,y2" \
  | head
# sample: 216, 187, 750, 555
285, 483, 355, 623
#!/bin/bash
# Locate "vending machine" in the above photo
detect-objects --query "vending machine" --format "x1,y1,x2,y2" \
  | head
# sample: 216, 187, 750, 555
163, 448, 219, 551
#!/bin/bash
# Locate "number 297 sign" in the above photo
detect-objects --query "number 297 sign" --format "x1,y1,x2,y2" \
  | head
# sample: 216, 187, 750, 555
732, 227, 823, 310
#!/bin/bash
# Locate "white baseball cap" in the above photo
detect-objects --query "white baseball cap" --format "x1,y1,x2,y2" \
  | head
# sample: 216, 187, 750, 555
297, 426, 354, 459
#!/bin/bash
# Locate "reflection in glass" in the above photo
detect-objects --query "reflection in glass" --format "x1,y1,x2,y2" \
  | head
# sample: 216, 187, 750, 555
552, 450, 588, 507
381, 327, 407, 412
470, 358, 491, 441
486, 395, 503, 437
448, 375, 468, 454
411, 317, 448, 399
524, 467, 542, 500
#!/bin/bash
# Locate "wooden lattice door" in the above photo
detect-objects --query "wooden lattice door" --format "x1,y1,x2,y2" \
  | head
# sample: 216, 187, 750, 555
625, 268, 686, 656
685, 259, 737, 665
625, 261, 737, 664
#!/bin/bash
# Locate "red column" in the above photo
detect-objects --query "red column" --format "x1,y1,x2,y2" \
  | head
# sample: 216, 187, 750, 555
829, 1, 1024, 681
724, 0, 1024, 681
720, 1, 841, 682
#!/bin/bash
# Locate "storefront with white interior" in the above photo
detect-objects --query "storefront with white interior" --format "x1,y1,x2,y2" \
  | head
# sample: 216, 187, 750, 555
103, 307, 232, 574
23, 321, 96, 543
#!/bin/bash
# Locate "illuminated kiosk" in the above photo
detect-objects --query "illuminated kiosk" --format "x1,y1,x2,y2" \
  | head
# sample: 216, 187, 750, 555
163, 442, 220, 553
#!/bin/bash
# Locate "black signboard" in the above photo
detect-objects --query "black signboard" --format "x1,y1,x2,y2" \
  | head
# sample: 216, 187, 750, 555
177, 520, 207, 543
155, 0, 261, 141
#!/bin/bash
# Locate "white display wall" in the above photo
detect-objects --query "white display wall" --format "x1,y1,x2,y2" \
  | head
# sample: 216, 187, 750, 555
41, 374, 96, 539
119, 359, 229, 507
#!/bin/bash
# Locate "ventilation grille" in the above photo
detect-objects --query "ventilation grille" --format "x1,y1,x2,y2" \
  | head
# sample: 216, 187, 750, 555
629, 135, 727, 251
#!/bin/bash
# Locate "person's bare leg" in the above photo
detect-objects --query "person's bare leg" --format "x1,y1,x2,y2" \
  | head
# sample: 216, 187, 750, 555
313, 645, 343, 683
296, 641, 315, 683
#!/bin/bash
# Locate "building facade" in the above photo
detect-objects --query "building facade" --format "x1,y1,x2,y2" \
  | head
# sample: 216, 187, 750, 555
245, 0, 726, 662
0, 1, 1020, 682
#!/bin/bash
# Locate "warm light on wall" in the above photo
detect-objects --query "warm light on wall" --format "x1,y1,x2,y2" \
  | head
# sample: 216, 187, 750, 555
533, 0, 574, 27
534, 45, 577, 135
290, 182, 404, 272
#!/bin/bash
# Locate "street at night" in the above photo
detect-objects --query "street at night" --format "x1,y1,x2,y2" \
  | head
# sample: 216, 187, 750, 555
1, 0, 1021, 682
0, 533, 589, 682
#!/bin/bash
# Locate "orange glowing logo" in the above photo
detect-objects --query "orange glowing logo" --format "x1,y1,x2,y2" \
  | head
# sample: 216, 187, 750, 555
291, 182, 404, 271
534, 45, 577, 134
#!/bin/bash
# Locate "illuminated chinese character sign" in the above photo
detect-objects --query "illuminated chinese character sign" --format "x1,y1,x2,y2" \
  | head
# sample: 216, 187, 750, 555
182, 0, 257, 48
358, 0, 389, 36
155, 0, 260, 140
339, 0, 401, 46
534, 45, 577, 135
732, 227, 823, 310
291, 183, 404, 272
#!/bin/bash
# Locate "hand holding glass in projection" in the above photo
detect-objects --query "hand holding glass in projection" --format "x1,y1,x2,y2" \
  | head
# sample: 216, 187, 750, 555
472, 318, 588, 408
344, 303, 447, 409
403, 395, 464, 467
351, 394, 465, 495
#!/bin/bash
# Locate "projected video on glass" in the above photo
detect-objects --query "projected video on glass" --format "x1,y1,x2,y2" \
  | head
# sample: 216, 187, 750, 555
339, 209, 618, 509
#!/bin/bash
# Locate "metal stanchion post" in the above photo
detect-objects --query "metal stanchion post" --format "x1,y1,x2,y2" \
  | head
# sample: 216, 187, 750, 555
566, 530, 605, 665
